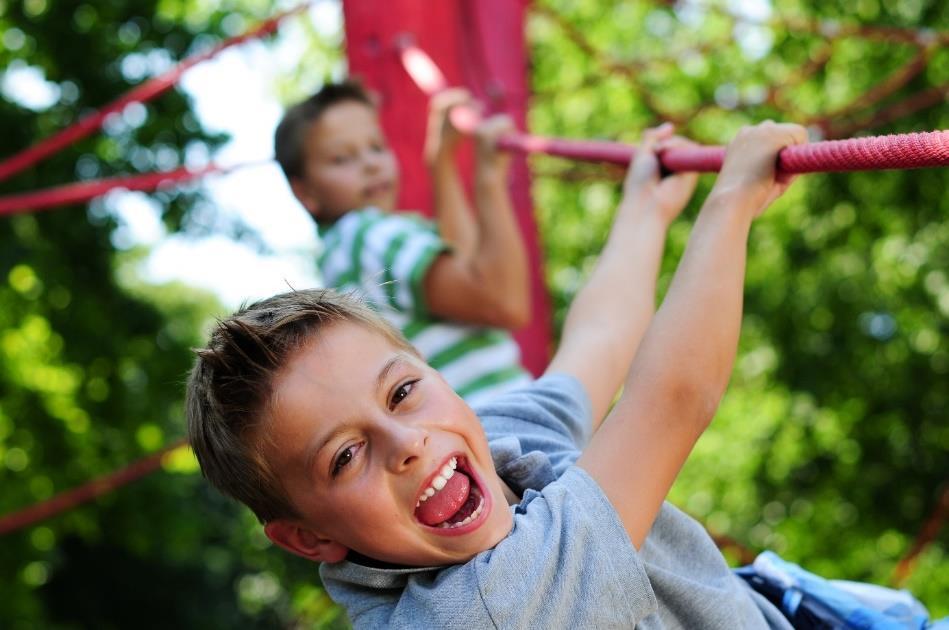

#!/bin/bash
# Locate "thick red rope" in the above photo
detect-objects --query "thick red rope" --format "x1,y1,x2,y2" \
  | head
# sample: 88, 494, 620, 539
401, 43, 949, 175
1, 37, 944, 216
0, 439, 187, 536
0, 161, 270, 216
0, 3, 310, 184
0, 164, 228, 216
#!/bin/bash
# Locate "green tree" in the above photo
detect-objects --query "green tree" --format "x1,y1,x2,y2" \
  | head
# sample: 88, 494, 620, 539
531, 0, 948, 615
1, 0, 946, 627
0, 1, 344, 627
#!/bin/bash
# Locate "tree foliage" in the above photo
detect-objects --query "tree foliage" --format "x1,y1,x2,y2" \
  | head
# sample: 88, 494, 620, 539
531, 0, 948, 616
0, 1, 343, 627
0, 0, 945, 628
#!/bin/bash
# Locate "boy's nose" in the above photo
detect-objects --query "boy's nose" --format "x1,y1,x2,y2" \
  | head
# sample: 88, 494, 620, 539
362, 150, 388, 173
386, 425, 429, 472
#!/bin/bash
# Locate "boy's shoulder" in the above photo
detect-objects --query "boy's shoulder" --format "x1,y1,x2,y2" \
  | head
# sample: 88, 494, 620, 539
477, 373, 593, 450
424, 372, 588, 498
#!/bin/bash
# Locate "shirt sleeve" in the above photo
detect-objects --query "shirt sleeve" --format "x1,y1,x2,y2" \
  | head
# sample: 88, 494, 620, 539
354, 212, 449, 317
478, 373, 594, 477
473, 467, 657, 627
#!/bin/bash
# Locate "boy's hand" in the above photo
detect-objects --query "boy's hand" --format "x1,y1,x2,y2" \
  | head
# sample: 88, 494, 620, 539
474, 114, 515, 177
713, 120, 808, 217
424, 88, 472, 165
620, 123, 699, 227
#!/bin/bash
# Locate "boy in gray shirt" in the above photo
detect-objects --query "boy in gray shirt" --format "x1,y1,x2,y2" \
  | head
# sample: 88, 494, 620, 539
187, 121, 807, 627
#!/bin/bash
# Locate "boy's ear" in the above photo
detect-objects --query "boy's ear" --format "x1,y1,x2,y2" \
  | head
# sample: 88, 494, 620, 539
264, 520, 348, 563
288, 178, 321, 218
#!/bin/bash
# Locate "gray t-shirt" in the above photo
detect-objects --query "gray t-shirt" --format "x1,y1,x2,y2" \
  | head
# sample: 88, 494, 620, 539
320, 374, 792, 629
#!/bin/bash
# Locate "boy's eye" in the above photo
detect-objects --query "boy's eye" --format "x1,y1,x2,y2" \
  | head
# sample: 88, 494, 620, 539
390, 380, 417, 409
331, 155, 351, 165
332, 443, 360, 477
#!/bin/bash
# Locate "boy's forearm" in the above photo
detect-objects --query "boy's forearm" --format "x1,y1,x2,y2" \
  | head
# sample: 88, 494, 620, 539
468, 165, 530, 322
578, 191, 755, 547
639, 193, 753, 396
429, 156, 477, 256
552, 203, 670, 426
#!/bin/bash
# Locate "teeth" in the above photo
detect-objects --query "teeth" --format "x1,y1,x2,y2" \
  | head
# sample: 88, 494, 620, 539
417, 457, 459, 504
437, 495, 485, 529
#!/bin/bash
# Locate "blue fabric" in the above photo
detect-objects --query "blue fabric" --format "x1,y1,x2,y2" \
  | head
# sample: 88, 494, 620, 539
736, 551, 945, 630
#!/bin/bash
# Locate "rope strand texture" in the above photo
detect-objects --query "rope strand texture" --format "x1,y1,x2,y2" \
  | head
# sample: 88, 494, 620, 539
401, 42, 948, 174
499, 130, 949, 174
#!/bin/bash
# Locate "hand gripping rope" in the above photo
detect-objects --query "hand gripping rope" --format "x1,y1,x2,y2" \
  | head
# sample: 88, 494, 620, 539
0, 24, 945, 216
399, 42, 949, 175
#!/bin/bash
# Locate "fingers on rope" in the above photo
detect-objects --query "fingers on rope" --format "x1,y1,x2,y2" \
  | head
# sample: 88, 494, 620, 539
1, 7, 947, 215
398, 42, 949, 175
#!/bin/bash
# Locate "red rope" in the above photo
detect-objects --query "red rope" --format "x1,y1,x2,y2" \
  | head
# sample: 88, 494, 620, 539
400, 43, 949, 175
0, 163, 238, 216
889, 484, 949, 586
0, 439, 187, 536
0, 3, 310, 184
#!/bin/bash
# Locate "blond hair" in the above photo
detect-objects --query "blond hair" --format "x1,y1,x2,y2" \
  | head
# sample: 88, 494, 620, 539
186, 288, 415, 522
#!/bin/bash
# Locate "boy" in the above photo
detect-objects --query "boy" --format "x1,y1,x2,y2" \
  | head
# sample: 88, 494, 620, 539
188, 121, 877, 627
274, 82, 532, 405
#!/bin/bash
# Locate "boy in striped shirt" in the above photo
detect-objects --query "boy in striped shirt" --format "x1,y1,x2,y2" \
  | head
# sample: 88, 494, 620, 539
274, 82, 532, 406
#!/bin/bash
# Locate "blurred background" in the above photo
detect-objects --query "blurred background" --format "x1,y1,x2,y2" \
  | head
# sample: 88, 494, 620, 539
0, 0, 946, 627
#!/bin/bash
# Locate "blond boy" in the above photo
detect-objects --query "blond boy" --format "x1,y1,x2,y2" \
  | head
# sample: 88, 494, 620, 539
190, 122, 812, 627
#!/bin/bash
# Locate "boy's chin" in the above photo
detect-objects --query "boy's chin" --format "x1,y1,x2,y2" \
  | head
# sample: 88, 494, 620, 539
312, 207, 349, 224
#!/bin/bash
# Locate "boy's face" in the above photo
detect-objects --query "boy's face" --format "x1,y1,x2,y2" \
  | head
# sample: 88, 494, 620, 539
262, 322, 514, 567
292, 100, 399, 221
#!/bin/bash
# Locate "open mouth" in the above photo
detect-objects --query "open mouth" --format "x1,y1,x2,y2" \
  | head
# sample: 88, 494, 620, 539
414, 456, 486, 530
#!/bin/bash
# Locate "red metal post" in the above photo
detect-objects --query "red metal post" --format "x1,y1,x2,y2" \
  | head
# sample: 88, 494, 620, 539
341, 0, 551, 375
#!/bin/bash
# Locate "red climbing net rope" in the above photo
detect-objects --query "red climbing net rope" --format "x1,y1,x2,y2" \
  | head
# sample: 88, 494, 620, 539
0, 6, 315, 535
531, 3, 949, 141
400, 43, 949, 174
0, 2, 310, 184
0, 440, 187, 536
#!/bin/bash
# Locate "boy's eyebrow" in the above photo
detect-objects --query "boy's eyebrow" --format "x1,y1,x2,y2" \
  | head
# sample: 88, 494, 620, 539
305, 354, 409, 477
376, 354, 407, 390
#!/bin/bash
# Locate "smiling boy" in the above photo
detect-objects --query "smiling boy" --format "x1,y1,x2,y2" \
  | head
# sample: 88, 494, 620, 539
274, 83, 533, 406
189, 122, 815, 627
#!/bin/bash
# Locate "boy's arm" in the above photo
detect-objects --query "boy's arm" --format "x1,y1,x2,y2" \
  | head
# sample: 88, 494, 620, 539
425, 89, 478, 258
546, 124, 699, 428
421, 101, 531, 329
576, 122, 807, 548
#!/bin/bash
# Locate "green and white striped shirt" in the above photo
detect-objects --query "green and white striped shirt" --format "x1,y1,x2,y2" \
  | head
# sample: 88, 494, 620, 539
318, 208, 531, 406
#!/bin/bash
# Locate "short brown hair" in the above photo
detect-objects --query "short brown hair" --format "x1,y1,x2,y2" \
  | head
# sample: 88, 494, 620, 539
186, 288, 414, 523
274, 80, 375, 180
